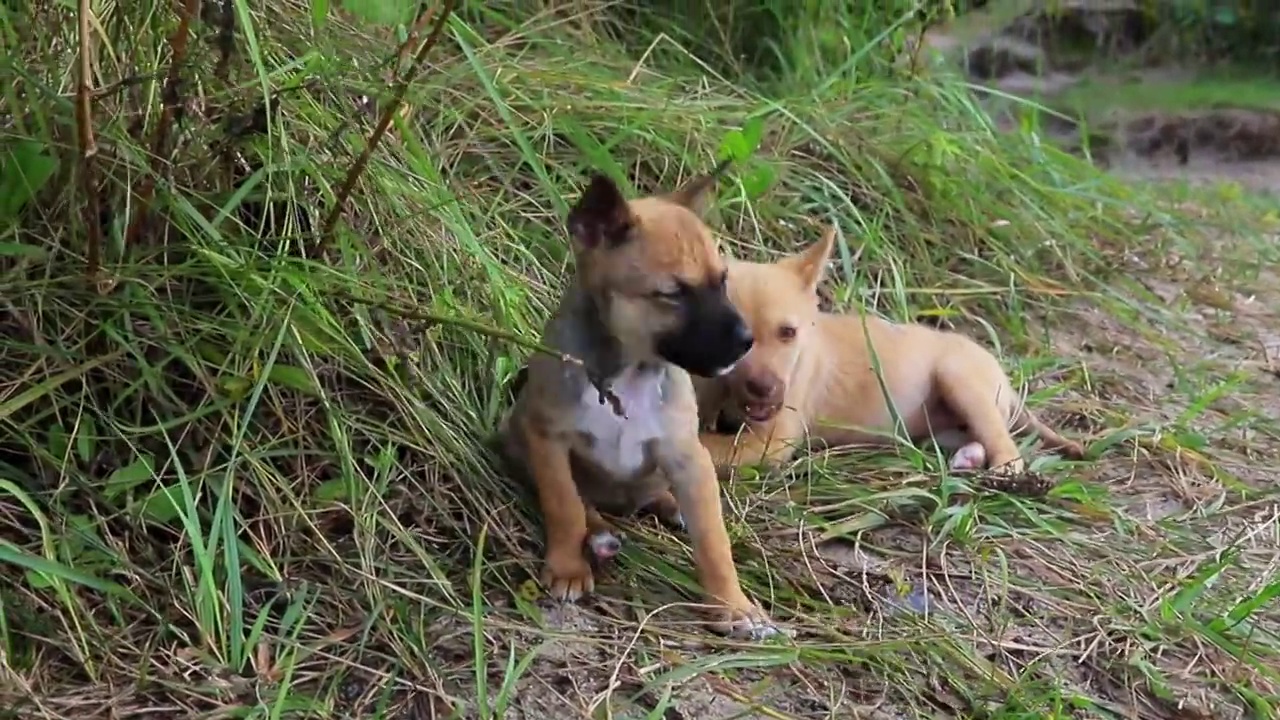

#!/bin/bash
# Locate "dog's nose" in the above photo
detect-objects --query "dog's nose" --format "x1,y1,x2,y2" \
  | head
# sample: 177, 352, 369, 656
728, 321, 754, 356
744, 377, 775, 400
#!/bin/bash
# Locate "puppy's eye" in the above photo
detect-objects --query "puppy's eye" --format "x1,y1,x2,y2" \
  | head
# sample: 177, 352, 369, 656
716, 270, 728, 289
778, 324, 798, 342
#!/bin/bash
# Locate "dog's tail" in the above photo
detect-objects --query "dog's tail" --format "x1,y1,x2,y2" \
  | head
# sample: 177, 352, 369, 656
1012, 406, 1086, 460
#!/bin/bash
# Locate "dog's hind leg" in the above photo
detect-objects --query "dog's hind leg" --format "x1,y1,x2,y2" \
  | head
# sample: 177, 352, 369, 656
933, 358, 1026, 475
929, 429, 986, 472
948, 441, 988, 472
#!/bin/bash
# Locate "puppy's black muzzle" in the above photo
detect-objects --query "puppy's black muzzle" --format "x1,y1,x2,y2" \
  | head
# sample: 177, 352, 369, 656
655, 284, 753, 379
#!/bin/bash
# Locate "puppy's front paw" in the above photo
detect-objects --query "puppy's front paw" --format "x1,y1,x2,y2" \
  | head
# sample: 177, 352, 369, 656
587, 530, 623, 562
542, 547, 595, 603
712, 601, 785, 641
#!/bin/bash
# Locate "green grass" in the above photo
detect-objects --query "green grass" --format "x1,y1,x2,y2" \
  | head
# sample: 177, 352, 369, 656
1055, 69, 1280, 117
3, 0, 1280, 718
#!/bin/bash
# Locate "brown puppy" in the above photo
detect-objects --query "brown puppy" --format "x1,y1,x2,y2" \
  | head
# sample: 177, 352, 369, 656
496, 167, 778, 639
695, 225, 1086, 474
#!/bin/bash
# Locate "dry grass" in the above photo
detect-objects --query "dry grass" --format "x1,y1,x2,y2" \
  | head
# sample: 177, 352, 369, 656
2, 1, 1279, 718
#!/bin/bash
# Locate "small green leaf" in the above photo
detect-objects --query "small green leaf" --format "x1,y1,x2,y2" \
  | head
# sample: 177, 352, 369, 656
341, 0, 417, 26
2, 540, 130, 596
105, 455, 157, 499
219, 376, 252, 399
139, 485, 185, 525
717, 130, 749, 164
25, 569, 56, 589
64, 513, 101, 555
311, 0, 329, 30
313, 479, 350, 505
1175, 431, 1209, 451
717, 117, 768, 165
739, 162, 776, 200
68, 513, 98, 533
739, 116, 766, 156
48, 423, 69, 461
0, 242, 50, 261
268, 364, 319, 395
0, 139, 58, 221
76, 414, 96, 465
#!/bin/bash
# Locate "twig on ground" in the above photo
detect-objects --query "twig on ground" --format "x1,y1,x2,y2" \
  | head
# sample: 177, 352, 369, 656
321, 0, 458, 246
74, 0, 101, 280
337, 290, 583, 370
390, 1, 445, 82
122, 0, 200, 250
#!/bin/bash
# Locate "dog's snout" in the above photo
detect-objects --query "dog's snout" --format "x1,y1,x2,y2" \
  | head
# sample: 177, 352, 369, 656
744, 376, 776, 400
653, 291, 754, 379
727, 319, 754, 356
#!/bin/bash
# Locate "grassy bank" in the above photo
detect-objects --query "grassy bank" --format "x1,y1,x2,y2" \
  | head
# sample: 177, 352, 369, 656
3, 1, 1279, 718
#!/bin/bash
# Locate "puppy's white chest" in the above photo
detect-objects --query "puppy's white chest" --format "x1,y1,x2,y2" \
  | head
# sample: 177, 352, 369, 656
574, 368, 666, 478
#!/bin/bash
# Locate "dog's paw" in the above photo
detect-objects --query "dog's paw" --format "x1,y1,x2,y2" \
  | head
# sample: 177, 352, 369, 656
587, 530, 623, 562
542, 549, 595, 603
713, 603, 788, 641
642, 492, 685, 531
948, 442, 987, 472
668, 511, 686, 531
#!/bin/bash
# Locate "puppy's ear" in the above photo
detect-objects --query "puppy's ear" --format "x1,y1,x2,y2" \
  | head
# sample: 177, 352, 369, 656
568, 174, 634, 249
784, 224, 837, 293
664, 157, 732, 218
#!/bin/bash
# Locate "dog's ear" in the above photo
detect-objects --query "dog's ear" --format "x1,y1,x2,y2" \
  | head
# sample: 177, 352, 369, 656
784, 224, 837, 292
663, 157, 732, 217
568, 174, 634, 249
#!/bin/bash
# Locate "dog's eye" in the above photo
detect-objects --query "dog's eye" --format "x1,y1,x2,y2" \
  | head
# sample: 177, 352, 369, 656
716, 270, 728, 289
778, 324, 798, 342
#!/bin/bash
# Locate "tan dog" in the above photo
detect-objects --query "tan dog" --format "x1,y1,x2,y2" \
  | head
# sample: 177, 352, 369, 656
496, 166, 779, 639
695, 225, 1086, 474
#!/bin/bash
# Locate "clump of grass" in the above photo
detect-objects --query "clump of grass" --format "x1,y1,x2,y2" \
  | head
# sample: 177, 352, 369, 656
3, 0, 1279, 718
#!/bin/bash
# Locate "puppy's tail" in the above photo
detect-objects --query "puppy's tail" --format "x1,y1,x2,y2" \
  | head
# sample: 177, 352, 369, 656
1012, 406, 1086, 460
